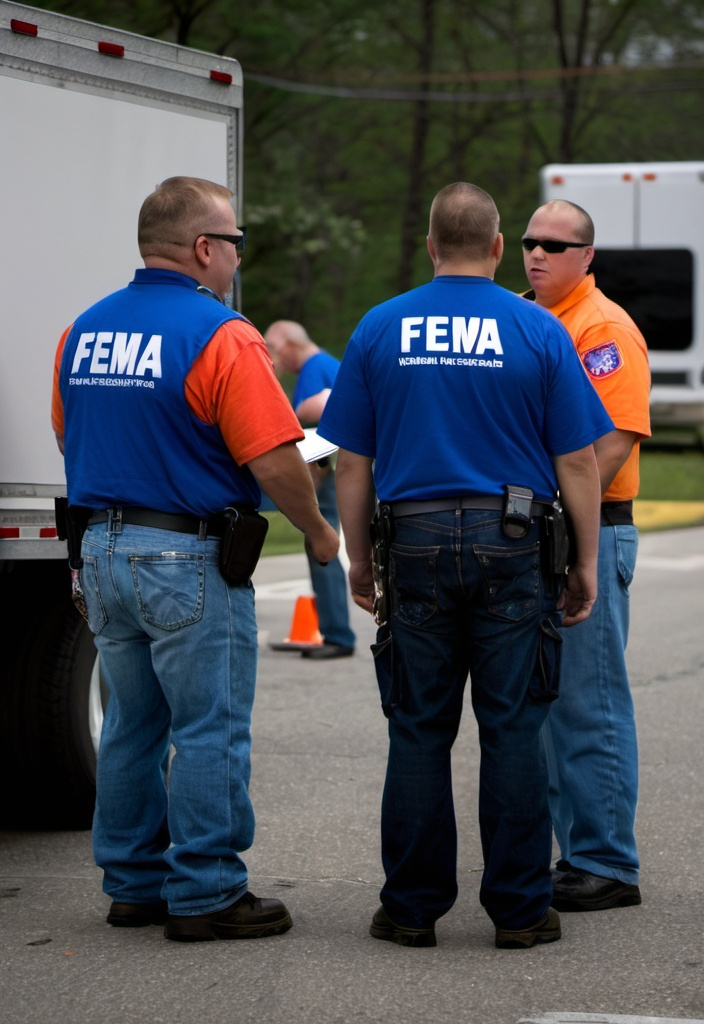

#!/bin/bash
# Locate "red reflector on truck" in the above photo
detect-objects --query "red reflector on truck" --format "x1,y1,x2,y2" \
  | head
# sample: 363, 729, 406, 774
0, 526, 58, 539
10, 19, 38, 35
210, 70, 233, 84
98, 41, 125, 57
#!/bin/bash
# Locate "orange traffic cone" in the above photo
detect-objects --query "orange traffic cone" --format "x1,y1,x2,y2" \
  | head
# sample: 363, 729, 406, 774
270, 596, 323, 651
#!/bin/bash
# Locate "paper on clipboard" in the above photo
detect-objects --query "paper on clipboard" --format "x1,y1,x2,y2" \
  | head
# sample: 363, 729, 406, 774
296, 428, 339, 464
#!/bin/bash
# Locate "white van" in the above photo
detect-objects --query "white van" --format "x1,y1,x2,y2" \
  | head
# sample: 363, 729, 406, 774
540, 162, 704, 427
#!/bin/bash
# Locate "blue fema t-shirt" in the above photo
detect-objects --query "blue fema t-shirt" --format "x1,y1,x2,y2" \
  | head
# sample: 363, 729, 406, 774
318, 275, 614, 503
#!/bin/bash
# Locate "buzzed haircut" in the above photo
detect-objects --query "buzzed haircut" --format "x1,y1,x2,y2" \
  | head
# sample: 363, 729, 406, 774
429, 182, 500, 262
540, 199, 595, 245
138, 176, 234, 258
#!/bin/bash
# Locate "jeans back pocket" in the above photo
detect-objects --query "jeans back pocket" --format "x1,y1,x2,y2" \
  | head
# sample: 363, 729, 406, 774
474, 541, 540, 622
130, 553, 205, 631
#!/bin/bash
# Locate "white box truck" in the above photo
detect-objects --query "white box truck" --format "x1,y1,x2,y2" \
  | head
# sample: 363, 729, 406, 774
540, 162, 704, 428
0, 0, 243, 827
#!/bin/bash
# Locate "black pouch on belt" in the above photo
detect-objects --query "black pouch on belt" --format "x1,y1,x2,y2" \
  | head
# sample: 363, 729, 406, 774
218, 507, 269, 585
54, 496, 91, 570
502, 485, 534, 539
544, 504, 570, 575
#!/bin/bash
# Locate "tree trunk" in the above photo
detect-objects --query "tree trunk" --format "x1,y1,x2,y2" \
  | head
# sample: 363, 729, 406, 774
396, 0, 436, 294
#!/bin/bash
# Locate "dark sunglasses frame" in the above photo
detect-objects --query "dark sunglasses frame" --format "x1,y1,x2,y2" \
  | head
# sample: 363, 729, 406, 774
201, 228, 246, 253
522, 237, 590, 254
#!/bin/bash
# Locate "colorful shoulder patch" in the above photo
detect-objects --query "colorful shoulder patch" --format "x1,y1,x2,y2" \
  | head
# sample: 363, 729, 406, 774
582, 340, 623, 379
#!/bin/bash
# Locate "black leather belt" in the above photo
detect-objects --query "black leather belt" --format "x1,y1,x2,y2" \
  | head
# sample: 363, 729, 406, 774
87, 507, 227, 538
390, 496, 556, 518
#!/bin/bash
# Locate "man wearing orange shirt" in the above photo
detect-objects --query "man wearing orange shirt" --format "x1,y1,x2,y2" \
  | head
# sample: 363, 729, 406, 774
51, 176, 339, 942
522, 199, 651, 912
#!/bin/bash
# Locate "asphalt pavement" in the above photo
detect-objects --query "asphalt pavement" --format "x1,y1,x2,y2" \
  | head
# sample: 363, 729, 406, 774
0, 526, 702, 1024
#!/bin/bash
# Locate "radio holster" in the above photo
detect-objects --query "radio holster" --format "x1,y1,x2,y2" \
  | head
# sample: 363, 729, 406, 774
218, 507, 269, 585
54, 496, 91, 570
502, 485, 534, 539
370, 502, 395, 627
542, 503, 571, 576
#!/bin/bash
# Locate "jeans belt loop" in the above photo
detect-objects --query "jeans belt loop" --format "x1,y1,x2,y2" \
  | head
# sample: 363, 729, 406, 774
108, 507, 123, 534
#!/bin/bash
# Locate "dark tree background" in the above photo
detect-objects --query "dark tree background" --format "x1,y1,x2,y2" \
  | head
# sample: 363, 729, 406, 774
27, 0, 704, 352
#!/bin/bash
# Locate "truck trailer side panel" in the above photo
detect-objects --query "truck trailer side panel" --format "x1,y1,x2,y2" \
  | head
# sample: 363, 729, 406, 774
0, 0, 242, 827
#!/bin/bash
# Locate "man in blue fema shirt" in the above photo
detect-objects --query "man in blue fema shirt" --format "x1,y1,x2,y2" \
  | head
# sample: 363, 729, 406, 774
318, 182, 613, 950
52, 177, 339, 942
264, 320, 356, 660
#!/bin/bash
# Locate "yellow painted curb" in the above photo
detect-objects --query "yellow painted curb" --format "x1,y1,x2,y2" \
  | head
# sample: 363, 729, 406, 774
634, 500, 704, 532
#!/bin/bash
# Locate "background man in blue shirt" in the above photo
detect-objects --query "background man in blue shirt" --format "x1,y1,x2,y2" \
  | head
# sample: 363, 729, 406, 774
265, 320, 356, 659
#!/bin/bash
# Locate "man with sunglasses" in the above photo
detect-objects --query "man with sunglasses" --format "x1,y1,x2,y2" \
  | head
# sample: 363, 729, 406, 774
51, 176, 339, 942
522, 199, 651, 913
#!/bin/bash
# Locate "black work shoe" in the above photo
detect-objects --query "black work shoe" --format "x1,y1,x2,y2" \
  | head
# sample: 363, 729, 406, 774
164, 891, 292, 942
551, 867, 641, 912
550, 858, 573, 882
301, 643, 354, 660
369, 905, 437, 947
107, 901, 168, 927
495, 907, 561, 949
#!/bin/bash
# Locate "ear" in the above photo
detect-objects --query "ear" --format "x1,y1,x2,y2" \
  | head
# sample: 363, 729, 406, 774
427, 235, 437, 267
493, 232, 504, 265
193, 233, 212, 269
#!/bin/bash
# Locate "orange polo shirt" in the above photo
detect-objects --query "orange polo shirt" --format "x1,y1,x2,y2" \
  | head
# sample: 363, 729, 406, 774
548, 275, 651, 502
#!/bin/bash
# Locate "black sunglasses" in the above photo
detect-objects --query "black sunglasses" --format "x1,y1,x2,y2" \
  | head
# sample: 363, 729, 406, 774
201, 228, 246, 253
522, 237, 589, 254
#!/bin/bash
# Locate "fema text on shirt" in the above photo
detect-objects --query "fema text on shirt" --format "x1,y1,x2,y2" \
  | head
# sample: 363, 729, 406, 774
69, 331, 162, 379
399, 316, 503, 368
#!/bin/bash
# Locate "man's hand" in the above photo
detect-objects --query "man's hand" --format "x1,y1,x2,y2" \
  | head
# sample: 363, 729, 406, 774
348, 558, 374, 614
307, 461, 332, 490
558, 563, 597, 627
304, 521, 340, 566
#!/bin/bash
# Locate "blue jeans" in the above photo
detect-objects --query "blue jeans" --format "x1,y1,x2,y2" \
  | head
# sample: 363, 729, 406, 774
542, 524, 640, 884
261, 473, 355, 648
81, 521, 258, 915
308, 472, 355, 647
375, 509, 561, 931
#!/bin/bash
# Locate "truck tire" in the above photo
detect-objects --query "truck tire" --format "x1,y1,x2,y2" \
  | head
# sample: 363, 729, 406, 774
0, 561, 105, 829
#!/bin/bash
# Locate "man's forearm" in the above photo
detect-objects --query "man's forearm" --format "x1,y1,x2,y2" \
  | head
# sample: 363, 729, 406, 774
555, 445, 601, 569
593, 428, 639, 495
335, 450, 376, 561
247, 444, 323, 534
555, 445, 602, 626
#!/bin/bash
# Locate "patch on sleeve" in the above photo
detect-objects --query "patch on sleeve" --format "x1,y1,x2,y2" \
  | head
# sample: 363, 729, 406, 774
582, 340, 623, 379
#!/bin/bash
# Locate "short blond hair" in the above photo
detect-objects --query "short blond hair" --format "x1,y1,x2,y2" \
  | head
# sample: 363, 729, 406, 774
138, 176, 234, 258
429, 182, 500, 262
